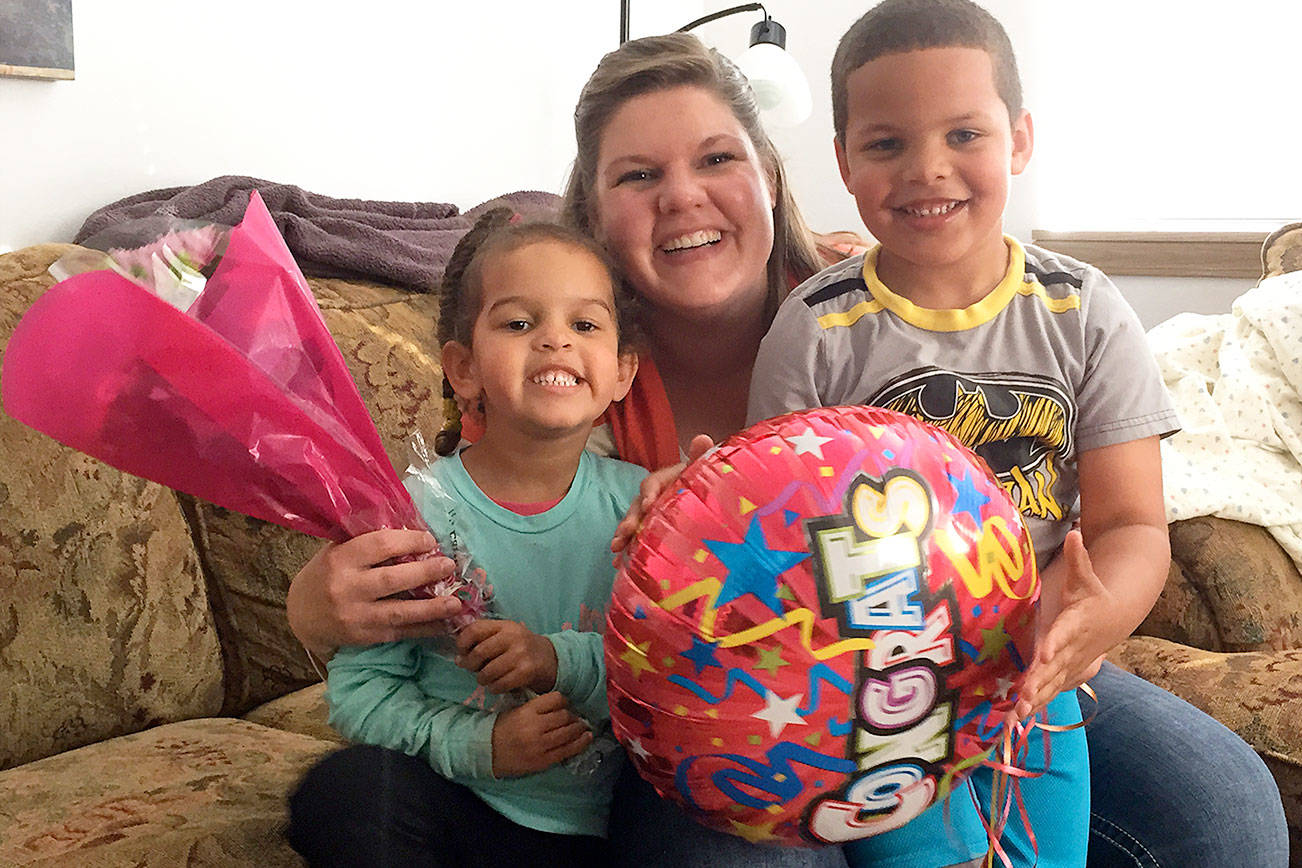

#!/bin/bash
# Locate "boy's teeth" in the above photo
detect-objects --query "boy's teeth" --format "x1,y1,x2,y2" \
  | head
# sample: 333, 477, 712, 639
662, 230, 722, 252
903, 201, 960, 217
533, 371, 578, 386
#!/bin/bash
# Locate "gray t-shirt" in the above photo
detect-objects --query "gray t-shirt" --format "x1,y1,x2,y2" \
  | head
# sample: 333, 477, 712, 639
748, 238, 1179, 566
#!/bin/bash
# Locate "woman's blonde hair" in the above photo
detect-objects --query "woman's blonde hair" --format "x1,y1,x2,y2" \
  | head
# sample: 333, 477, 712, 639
562, 33, 823, 322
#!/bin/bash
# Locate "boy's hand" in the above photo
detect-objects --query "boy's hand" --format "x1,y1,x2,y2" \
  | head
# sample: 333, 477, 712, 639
455, 620, 557, 694
491, 691, 592, 777
1009, 530, 1110, 722
611, 434, 715, 555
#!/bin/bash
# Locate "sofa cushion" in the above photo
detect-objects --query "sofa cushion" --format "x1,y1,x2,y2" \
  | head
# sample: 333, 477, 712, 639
181, 275, 446, 715
242, 682, 342, 745
0, 717, 335, 866
0, 245, 224, 771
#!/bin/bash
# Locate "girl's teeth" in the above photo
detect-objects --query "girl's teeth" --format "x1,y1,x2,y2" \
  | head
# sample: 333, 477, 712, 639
533, 371, 578, 386
662, 230, 722, 252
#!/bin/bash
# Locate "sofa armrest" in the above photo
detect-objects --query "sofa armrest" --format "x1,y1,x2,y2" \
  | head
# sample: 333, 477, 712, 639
1107, 635, 1302, 855
1108, 636, 1302, 766
1140, 517, 1302, 653
1262, 221, 1302, 279
1136, 557, 1223, 650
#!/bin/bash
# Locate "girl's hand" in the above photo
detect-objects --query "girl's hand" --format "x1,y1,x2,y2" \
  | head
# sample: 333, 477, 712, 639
610, 434, 715, 555
286, 528, 461, 660
455, 620, 558, 694
491, 691, 592, 777
1009, 530, 1110, 722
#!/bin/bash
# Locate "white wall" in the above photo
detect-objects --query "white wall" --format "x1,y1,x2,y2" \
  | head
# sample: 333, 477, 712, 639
681, 0, 1035, 241
0, 1, 620, 251
0, 1, 1261, 325
711, 0, 1251, 328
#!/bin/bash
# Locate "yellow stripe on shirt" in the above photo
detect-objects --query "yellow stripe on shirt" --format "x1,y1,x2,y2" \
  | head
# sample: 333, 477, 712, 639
816, 298, 886, 329
1016, 280, 1081, 313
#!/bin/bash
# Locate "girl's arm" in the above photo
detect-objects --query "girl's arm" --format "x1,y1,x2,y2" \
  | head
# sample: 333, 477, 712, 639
452, 619, 612, 726
546, 629, 612, 725
328, 641, 594, 779
1012, 435, 1170, 720
326, 641, 497, 780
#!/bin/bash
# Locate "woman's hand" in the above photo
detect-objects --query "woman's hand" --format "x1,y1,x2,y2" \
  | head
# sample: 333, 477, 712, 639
610, 434, 715, 555
491, 692, 592, 778
1008, 530, 1109, 722
455, 620, 558, 694
286, 528, 462, 660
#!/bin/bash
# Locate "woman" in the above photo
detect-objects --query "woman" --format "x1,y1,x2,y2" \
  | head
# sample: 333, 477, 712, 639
287, 34, 1287, 868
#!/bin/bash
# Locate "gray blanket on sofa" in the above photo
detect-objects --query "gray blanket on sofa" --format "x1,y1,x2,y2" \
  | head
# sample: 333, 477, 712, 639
73, 175, 562, 291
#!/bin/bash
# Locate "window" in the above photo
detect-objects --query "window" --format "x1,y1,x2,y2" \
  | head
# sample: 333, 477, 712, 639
1028, 2, 1301, 233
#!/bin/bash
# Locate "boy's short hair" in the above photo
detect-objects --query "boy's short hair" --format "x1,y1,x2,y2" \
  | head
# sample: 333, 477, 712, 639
831, 0, 1023, 141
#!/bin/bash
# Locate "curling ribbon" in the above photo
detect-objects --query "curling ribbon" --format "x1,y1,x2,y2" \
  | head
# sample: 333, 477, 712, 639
978, 682, 1099, 868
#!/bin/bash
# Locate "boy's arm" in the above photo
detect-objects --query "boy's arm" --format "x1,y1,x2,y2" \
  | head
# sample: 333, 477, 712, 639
326, 642, 497, 780
1012, 435, 1169, 719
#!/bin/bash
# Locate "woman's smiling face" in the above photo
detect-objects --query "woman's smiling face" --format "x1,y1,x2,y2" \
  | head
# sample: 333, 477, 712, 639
591, 85, 776, 321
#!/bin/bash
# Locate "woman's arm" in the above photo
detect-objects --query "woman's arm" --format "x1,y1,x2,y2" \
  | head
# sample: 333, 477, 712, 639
1012, 435, 1169, 719
287, 528, 462, 661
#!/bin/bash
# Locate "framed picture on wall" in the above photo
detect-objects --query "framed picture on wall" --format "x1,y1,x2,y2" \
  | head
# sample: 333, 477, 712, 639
0, 0, 74, 81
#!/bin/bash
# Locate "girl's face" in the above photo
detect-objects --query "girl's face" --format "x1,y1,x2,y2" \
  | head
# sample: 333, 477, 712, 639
591, 85, 777, 321
442, 240, 637, 444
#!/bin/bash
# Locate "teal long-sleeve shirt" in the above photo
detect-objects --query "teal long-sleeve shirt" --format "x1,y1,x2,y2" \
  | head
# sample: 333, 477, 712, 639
325, 450, 646, 837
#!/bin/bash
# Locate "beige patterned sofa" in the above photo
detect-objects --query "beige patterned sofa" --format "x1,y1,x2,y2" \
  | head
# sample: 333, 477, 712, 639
0, 243, 442, 865
1, 228, 1301, 865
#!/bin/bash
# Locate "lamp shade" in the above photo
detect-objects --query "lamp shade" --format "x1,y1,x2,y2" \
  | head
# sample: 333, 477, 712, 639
735, 40, 811, 127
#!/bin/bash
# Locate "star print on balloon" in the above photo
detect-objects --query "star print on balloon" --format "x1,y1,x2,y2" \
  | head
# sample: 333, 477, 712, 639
949, 468, 992, 528
786, 425, 833, 458
705, 517, 809, 614
682, 636, 723, 674
606, 405, 1039, 847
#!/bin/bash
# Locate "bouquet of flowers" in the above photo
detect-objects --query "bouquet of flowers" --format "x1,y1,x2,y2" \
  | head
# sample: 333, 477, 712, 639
2, 191, 487, 612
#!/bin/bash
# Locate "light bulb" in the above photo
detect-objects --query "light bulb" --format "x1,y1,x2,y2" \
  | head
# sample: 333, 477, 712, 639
735, 41, 812, 127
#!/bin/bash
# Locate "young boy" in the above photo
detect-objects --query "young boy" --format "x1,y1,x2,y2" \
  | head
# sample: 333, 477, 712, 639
748, 1, 1178, 865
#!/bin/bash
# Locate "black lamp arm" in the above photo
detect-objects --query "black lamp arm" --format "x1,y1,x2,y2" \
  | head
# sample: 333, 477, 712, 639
675, 3, 767, 34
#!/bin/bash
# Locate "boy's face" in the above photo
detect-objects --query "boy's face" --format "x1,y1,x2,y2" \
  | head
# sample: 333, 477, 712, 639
835, 46, 1032, 290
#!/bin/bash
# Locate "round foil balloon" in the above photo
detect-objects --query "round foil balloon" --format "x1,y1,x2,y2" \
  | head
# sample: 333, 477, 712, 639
605, 405, 1039, 846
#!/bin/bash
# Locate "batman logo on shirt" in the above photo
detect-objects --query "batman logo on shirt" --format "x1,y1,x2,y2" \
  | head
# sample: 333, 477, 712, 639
867, 368, 1076, 521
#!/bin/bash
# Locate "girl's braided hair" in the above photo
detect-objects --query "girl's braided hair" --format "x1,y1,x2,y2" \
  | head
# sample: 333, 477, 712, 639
433, 207, 640, 455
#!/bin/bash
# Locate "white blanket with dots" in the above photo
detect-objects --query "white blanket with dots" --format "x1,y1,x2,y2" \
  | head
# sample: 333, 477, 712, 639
1147, 269, 1302, 571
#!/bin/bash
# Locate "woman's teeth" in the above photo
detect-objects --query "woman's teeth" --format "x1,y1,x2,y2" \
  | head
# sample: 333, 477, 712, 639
533, 371, 578, 386
901, 201, 962, 217
662, 230, 722, 253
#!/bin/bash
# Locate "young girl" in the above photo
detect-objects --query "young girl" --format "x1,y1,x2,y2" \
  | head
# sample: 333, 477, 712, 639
318, 209, 646, 867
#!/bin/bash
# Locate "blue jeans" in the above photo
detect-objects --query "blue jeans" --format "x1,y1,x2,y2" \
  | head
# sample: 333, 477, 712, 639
1083, 662, 1287, 867
607, 761, 850, 867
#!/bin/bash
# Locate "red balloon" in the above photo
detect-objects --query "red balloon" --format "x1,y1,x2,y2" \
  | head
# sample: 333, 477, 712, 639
605, 405, 1039, 846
